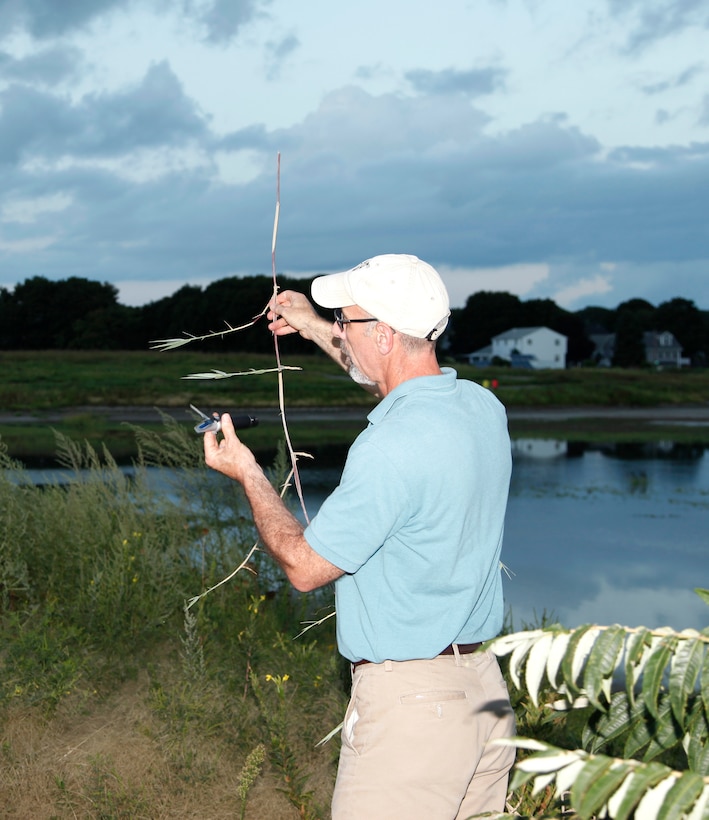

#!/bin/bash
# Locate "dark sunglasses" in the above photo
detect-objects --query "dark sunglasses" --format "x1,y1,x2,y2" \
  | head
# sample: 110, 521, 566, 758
334, 307, 379, 332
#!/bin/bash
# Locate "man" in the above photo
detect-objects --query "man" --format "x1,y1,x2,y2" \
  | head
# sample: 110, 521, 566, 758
204, 253, 515, 819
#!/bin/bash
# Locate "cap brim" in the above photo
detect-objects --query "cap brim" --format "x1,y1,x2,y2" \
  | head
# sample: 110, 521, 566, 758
311, 271, 354, 309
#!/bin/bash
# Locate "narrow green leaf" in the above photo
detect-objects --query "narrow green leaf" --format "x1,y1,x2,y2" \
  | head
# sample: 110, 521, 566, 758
561, 624, 595, 695
624, 627, 652, 705
609, 762, 672, 820
583, 692, 633, 753
702, 644, 709, 718
574, 759, 631, 820
525, 631, 554, 706
686, 784, 709, 820
635, 773, 678, 819
624, 696, 654, 759
584, 625, 626, 709
656, 771, 705, 820
685, 703, 709, 775
669, 637, 704, 728
694, 588, 709, 607
570, 755, 614, 818
508, 633, 538, 690
642, 637, 675, 720
546, 630, 571, 689
642, 698, 683, 762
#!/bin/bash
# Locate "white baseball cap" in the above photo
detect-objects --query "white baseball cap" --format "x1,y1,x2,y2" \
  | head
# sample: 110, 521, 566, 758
311, 254, 450, 340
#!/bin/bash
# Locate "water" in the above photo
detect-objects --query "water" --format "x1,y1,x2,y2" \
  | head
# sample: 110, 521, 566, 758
13, 440, 709, 632
292, 439, 709, 632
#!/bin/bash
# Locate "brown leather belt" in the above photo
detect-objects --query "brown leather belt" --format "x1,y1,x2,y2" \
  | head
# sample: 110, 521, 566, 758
352, 641, 482, 670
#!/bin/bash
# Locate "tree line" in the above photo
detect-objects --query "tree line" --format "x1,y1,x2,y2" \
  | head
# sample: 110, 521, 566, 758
1, 275, 708, 366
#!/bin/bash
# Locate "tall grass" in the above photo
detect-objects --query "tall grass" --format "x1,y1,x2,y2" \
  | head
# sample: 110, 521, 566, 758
0, 424, 344, 818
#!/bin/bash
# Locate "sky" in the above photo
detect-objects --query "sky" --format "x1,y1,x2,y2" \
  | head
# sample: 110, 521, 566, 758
0, 0, 707, 313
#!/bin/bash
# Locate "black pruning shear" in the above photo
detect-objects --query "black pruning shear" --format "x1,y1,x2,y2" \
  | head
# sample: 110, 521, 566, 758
190, 404, 259, 434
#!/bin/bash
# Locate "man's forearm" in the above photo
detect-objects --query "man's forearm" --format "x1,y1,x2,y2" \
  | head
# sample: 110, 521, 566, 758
241, 467, 343, 593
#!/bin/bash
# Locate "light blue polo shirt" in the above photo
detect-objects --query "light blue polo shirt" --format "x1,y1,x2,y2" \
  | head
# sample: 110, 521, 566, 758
304, 368, 512, 663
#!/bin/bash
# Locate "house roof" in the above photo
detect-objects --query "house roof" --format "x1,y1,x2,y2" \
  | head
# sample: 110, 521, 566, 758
492, 326, 566, 341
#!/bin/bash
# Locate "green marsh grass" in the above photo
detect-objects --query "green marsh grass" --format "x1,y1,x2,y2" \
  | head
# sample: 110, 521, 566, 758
0, 426, 344, 818
2, 351, 709, 463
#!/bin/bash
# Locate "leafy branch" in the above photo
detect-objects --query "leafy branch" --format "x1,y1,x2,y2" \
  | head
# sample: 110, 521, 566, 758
492, 737, 709, 820
488, 590, 709, 817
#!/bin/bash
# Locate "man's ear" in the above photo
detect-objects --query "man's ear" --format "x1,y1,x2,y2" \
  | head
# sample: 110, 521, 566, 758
374, 322, 396, 354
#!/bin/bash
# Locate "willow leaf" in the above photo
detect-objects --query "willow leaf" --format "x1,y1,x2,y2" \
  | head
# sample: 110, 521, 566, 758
525, 631, 554, 706
669, 637, 704, 727
607, 762, 673, 820
694, 588, 709, 607
572, 758, 627, 819
625, 627, 653, 705
656, 771, 705, 820
584, 625, 626, 710
546, 630, 571, 689
642, 637, 676, 720
561, 625, 595, 696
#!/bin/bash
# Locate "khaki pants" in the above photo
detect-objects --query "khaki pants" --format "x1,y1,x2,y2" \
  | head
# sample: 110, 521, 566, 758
331, 648, 516, 820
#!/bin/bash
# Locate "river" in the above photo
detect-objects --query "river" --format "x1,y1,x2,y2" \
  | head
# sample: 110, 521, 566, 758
291, 438, 709, 632
15, 437, 709, 632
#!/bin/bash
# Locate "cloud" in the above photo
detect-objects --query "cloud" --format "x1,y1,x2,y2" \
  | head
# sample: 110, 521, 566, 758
0, 61, 209, 166
0, 54, 708, 313
0, 45, 83, 85
264, 32, 299, 80
607, 0, 709, 53
0, 0, 126, 39
0, 0, 269, 44
641, 63, 704, 95
552, 274, 613, 309
405, 66, 507, 98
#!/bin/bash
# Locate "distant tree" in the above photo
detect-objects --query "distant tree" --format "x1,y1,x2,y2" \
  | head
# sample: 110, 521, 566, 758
0, 277, 119, 349
615, 298, 656, 331
448, 291, 523, 355
575, 305, 616, 335
654, 297, 708, 363
70, 304, 145, 349
613, 309, 646, 367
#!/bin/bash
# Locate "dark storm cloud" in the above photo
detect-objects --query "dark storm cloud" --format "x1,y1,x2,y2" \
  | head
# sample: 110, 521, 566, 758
0, 45, 83, 85
0, 61, 208, 165
405, 66, 507, 97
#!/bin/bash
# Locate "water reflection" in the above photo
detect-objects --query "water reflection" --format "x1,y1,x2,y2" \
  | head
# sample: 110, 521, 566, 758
502, 440, 708, 632
11, 440, 709, 633
294, 439, 709, 633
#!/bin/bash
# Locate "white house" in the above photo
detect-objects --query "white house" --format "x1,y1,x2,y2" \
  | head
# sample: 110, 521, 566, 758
468, 326, 568, 369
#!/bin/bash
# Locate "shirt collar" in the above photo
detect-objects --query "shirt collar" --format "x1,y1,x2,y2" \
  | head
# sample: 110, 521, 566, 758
367, 367, 457, 425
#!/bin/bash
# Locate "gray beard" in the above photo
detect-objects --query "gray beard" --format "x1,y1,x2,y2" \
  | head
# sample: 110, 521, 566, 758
348, 363, 376, 388
341, 341, 377, 388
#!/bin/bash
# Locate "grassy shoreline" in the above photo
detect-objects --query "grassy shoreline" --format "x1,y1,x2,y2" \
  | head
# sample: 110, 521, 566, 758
2, 350, 709, 461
